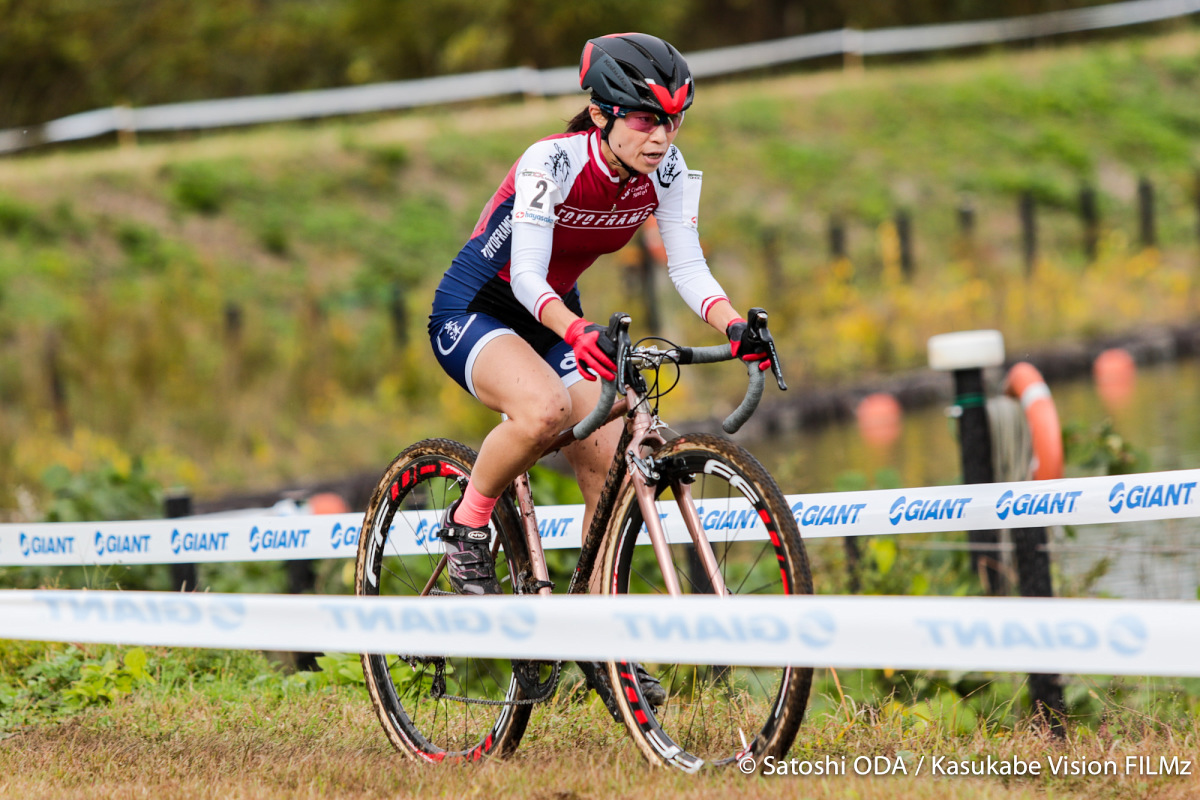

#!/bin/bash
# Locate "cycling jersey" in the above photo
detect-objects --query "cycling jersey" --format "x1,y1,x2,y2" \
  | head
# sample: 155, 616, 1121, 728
429, 126, 728, 396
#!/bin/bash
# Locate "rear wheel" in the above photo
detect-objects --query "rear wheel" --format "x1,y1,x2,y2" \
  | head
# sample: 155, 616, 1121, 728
601, 433, 813, 771
354, 438, 533, 762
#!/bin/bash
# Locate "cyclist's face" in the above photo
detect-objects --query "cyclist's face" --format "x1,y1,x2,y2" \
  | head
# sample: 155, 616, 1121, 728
590, 104, 682, 177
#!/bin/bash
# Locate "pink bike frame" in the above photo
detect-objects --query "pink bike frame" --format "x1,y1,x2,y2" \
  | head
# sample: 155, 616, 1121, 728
515, 387, 729, 598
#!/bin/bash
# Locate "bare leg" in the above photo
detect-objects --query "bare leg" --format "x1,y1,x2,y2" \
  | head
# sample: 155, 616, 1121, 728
561, 378, 623, 593
468, 334, 575, 497
467, 335, 621, 594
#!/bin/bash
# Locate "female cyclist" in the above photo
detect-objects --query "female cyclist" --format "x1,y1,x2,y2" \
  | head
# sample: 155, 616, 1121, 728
427, 32, 771, 600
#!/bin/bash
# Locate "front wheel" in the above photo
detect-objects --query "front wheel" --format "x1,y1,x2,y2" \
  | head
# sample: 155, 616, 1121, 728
601, 433, 813, 771
354, 438, 533, 763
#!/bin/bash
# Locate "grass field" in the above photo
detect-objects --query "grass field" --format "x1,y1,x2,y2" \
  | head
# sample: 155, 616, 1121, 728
1, 644, 1197, 799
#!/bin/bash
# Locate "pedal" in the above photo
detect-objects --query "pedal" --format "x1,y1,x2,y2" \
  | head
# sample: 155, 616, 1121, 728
518, 570, 555, 595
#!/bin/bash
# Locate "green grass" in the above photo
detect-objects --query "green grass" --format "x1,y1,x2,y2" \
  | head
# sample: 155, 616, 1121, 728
2, 30, 1200, 513
1, 641, 1196, 799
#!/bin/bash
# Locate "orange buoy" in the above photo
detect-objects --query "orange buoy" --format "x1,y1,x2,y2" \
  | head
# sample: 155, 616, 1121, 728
1004, 362, 1063, 481
1093, 348, 1136, 413
856, 392, 903, 449
308, 492, 349, 515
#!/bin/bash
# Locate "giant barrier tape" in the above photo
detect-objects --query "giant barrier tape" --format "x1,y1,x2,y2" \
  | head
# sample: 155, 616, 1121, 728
2, 469, 1197, 567
2, 590, 1198, 677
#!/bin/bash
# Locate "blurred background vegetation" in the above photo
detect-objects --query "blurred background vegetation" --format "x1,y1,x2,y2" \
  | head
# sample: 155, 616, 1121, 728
2, 25, 1200, 522
0, 0, 1155, 128
0, 9, 1199, 530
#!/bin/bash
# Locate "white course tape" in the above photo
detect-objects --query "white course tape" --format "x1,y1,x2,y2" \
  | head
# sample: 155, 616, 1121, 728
2, 469, 1197, 567
3, 589, 1198, 678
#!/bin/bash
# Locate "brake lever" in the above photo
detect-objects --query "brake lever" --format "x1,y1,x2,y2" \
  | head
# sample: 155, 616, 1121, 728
747, 307, 787, 391
573, 313, 630, 440
606, 311, 632, 386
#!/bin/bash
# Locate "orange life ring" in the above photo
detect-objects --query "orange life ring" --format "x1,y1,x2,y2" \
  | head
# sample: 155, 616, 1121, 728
1004, 362, 1063, 481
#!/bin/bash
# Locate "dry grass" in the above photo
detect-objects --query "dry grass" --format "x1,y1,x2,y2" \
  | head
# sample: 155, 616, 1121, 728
1, 674, 1196, 800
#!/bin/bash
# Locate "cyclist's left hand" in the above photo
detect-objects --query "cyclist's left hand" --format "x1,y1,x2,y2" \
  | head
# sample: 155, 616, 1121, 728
726, 317, 772, 372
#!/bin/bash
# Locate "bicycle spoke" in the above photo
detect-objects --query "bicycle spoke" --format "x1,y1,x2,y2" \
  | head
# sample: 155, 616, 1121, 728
732, 545, 770, 595
740, 579, 780, 596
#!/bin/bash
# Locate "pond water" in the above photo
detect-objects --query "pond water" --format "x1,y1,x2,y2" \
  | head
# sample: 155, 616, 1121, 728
746, 357, 1200, 601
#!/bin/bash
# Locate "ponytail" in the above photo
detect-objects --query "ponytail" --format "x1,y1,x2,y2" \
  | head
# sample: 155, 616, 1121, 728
565, 105, 596, 133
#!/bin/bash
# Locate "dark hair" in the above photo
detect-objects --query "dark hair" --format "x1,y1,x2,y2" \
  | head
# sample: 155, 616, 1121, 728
565, 105, 598, 133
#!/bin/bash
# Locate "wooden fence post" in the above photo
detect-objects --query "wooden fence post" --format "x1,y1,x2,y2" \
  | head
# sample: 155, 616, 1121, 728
1138, 177, 1156, 248
44, 330, 70, 436
390, 283, 407, 345
1079, 185, 1099, 263
1019, 191, 1037, 276
165, 492, 197, 592
224, 301, 243, 343
895, 210, 914, 279
829, 216, 847, 260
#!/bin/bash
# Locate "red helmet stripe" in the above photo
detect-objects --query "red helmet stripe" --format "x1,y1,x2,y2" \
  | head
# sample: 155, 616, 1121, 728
579, 43, 595, 88
647, 82, 688, 115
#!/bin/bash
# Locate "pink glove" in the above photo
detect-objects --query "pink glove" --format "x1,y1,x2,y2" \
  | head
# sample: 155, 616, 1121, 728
564, 318, 617, 382
726, 317, 772, 372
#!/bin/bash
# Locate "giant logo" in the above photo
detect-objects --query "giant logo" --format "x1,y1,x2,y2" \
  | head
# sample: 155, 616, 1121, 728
995, 489, 1082, 521
20, 533, 75, 558
888, 495, 971, 526
320, 602, 536, 640
613, 609, 837, 648
792, 501, 866, 528
329, 522, 359, 551
917, 615, 1148, 657
1108, 481, 1196, 514
171, 529, 229, 555
35, 593, 245, 631
94, 532, 151, 558
248, 526, 311, 553
697, 506, 759, 533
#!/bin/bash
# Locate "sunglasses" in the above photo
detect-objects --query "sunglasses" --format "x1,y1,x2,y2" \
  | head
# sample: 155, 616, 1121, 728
595, 102, 685, 134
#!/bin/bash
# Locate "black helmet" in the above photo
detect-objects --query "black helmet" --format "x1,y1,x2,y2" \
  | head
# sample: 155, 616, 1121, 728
579, 33, 694, 116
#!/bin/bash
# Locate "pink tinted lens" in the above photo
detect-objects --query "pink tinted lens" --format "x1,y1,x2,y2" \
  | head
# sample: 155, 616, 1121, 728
624, 111, 683, 133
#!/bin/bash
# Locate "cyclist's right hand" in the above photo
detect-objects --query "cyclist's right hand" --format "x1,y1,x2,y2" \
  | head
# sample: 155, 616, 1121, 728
564, 318, 617, 382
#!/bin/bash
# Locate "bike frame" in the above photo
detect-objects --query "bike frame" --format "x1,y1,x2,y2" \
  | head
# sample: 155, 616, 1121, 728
417, 384, 730, 602
515, 384, 729, 600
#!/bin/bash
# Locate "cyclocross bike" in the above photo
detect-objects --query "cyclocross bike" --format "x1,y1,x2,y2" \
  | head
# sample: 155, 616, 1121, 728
354, 310, 813, 771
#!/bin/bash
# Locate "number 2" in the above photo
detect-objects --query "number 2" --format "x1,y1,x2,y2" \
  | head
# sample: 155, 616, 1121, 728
530, 180, 548, 210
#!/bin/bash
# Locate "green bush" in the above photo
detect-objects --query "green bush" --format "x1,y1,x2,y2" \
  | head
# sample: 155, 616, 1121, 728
41, 459, 162, 523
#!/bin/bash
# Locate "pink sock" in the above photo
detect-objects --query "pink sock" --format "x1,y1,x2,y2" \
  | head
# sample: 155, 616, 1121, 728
453, 481, 498, 528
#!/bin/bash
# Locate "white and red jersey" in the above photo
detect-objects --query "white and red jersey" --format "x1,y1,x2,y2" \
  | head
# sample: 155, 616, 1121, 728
431, 126, 727, 332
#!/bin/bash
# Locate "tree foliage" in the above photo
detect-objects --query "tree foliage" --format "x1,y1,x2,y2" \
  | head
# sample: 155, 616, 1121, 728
1, 0, 1128, 128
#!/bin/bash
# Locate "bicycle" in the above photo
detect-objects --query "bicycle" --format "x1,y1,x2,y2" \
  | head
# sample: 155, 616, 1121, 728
354, 309, 813, 770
